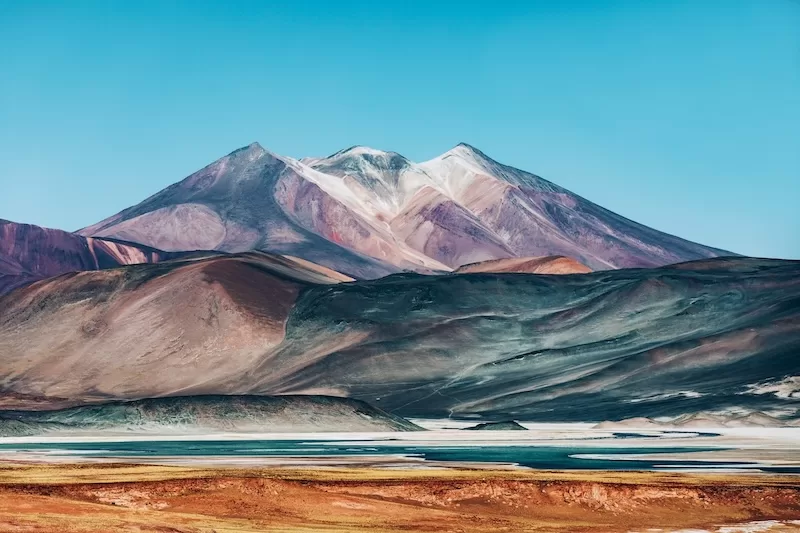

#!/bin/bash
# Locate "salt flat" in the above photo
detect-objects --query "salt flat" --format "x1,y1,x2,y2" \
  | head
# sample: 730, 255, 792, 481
1, 421, 797, 473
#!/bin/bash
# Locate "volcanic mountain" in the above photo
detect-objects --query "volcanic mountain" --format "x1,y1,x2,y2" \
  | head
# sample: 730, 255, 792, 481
78, 144, 438, 279
79, 143, 731, 276
0, 219, 188, 295
1, 252, 797, 421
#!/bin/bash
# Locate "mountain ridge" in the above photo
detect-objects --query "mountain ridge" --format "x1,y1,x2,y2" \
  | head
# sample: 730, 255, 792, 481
77, 142, 733, 276
0, 395, 423, 436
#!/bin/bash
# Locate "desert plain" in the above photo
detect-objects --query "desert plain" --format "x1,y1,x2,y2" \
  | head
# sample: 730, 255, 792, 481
1, 462, 800, 533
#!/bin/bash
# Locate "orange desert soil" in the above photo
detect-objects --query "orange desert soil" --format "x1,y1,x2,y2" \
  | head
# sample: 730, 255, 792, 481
0, 463, 798, 532
455, 255, 592, 275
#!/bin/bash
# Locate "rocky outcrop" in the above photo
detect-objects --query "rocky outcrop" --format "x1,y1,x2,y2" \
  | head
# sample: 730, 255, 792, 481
463, 421, 528, 431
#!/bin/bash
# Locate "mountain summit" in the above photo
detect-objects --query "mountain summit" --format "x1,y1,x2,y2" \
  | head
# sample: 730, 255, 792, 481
80, 143, 731, 277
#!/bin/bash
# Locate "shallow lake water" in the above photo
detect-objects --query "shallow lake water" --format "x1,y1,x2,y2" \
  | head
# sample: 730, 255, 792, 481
1, 424, 798, 473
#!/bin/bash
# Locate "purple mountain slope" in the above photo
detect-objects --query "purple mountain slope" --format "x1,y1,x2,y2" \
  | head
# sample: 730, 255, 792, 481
80, 142, 732, 276
79, 144, 420, 279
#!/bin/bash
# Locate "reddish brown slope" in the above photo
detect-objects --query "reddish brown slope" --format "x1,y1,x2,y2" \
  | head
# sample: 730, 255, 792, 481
455, 255, 592, 274
0, 252, 346, 406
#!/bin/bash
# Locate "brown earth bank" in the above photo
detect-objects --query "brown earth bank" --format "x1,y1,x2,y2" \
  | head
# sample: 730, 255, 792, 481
0, 464, 798, 532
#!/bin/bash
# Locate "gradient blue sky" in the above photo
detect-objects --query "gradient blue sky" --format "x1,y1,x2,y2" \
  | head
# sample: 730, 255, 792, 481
1, 0, 798, 258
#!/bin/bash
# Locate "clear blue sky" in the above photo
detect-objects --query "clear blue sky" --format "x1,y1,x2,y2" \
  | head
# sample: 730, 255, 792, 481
1, 0, 798, 259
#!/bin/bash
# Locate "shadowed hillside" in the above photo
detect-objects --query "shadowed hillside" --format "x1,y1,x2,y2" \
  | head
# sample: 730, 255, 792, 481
251, 257, 799, 419
0, 255, 797, 421
0, 395, 422, 436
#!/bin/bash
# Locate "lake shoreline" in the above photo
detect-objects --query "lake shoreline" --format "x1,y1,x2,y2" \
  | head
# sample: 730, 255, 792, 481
1, 424, 798, 474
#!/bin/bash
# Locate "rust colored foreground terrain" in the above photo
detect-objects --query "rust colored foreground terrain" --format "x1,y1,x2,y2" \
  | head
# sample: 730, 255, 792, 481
0, 463, 799, 532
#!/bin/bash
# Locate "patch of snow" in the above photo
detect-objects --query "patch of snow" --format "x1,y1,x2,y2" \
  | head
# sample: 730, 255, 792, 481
338, 145, 395, 157
742, 376, 800, 399
419, 147, 495, 200
628, 391, 705, 403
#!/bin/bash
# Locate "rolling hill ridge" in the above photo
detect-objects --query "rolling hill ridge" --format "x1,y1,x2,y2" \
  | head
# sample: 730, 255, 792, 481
1, 253, 796, 421
0, 218, 189, 295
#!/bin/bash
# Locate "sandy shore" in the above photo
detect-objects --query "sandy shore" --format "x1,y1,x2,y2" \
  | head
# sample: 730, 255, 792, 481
0, 462, 799, 532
